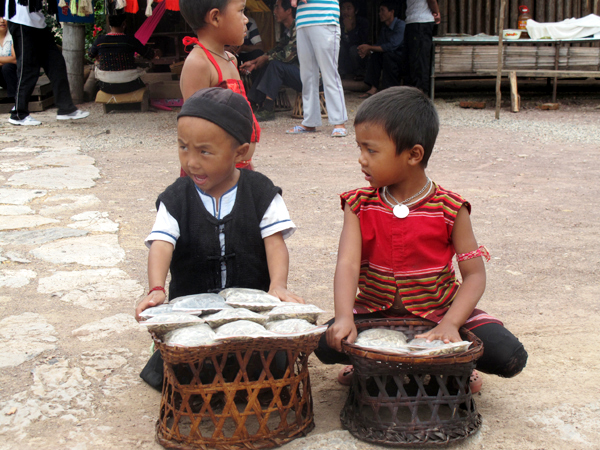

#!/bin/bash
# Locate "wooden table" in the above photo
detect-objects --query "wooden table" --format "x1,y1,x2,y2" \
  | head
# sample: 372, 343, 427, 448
430, 35, 600, 102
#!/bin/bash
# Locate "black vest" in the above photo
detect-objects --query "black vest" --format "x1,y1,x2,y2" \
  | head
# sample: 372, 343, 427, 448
157, 170, 282, 300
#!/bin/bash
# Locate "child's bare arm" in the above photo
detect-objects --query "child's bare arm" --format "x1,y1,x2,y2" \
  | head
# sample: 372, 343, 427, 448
264, 232, 304, 303
416, 205, 486, 342
180, 50, 213, 101
135, 240, 174, 321
327, 204, 362, 352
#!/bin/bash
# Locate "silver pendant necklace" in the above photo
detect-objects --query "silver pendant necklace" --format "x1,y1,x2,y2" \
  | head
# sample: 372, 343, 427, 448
383, 177, 432, 219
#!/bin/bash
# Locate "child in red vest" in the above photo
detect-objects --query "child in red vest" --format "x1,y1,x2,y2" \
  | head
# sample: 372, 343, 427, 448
179, 0, 259, 170
315, 87, 527, 392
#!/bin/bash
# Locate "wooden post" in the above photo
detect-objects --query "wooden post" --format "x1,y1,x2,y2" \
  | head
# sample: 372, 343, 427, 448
495, 0, 507, 120
62, 23, 86, 104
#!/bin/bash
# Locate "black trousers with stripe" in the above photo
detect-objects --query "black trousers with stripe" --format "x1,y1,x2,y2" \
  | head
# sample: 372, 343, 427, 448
8, 21, 77, 120
314, 312, 528, 378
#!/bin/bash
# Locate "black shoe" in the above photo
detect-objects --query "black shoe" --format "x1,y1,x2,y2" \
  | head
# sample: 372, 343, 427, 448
255, 109, 275, 121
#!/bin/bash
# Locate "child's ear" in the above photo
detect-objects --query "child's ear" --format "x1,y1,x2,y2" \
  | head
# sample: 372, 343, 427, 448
407, 144, 424, 166
234, 143, 251, 162
206, 8, 221, 27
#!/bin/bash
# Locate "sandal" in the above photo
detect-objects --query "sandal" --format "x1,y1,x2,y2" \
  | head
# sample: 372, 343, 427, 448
359, 91, 375, 99
286, 125, 316, 134
337, 365, 354, 386
469, 370, 482, 394
331, 127, 348, 138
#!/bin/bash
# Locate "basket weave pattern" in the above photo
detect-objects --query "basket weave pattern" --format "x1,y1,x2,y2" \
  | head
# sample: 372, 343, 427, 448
154, 333, 321, 450
340, 318, 484, 447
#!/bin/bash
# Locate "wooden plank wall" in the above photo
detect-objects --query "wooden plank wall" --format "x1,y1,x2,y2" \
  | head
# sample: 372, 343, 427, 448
437, 0, 600, 36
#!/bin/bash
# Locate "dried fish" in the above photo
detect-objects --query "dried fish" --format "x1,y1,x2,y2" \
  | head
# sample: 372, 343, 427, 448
203, 308, 268, 328
171, 293, 230, 314
215, 320, 276, 340
267, 303, 324, 324
139, 303, 174, 319
223, 290, 281, 312
140, 312, 204, 336
265, 319, 315, 334
354, 328, 410, 352
164, 323, 216, 347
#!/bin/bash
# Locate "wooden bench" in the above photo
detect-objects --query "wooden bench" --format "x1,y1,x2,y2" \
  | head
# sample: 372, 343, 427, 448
0, 75, 54, 113
476, 69, 600, 112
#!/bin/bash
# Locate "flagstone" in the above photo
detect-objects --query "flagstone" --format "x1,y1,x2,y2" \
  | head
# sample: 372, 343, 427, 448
7, 166, 100, 190
0, 188, 47, 205
0, 269, 37, 288
0, 215, 59, 231
68, 211, 119, 233
71, 314, 141, 341
38, 194, 101, 216
31, 234, 125, 267
0, 312, 58, 368
0, 205, 33, 215
38, 268, 144, 310
0, 228, 88, 245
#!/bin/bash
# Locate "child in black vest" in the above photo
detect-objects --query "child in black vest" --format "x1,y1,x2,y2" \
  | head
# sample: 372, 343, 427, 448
135, 88, 302, 388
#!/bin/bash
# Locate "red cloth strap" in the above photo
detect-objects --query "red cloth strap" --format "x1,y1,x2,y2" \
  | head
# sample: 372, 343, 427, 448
456, 245, 490, 262
182, 39, 224, 84
148, 286, 166, 295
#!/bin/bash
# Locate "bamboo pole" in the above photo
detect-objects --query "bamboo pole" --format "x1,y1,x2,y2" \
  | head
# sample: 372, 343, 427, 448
495, 0, 507, 120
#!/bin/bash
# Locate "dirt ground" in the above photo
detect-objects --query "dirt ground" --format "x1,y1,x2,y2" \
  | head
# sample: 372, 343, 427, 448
1, 86, 599, 450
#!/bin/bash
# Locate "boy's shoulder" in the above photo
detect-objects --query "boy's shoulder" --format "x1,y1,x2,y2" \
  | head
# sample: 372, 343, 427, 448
341, 186, 378, 200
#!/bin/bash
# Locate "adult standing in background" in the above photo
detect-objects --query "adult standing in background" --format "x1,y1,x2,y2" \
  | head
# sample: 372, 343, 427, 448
287, 0, 348, 137
0, 17, 17, 102
404, 0, 440, 96
3, 0, 89, 126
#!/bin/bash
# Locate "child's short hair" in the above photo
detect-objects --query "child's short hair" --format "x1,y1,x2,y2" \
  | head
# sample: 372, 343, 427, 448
178, 87, 253, 145
108, 13, 127, 28
180, 0, 230, 31
354, 86, 439, 167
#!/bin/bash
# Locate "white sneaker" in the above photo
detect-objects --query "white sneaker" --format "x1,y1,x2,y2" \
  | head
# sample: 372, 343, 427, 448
8, 115, 42, 126
56, 109, 90, 120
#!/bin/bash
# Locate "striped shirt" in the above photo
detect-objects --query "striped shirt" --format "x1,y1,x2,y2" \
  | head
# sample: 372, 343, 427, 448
341, 184, 501, 330
295, 0, 340, 29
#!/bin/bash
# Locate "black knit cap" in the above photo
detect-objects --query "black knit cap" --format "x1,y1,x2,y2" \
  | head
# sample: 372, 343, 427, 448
177, 88, 253, 145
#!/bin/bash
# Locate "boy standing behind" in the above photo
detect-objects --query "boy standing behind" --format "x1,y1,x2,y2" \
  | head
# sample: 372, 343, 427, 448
136, 87, 302, 323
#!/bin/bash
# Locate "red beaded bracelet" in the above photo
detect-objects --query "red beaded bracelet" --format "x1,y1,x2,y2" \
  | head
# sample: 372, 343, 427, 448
148, 286, 166, 295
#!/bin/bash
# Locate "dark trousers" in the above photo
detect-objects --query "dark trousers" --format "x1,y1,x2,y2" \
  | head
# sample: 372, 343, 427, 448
338, 43, 365, 77
8, 21, 77, 120
247, 59, 302, 104
364, 51, 405, 90
314, 313, 528, 378
0, 63, 18, 98
404, 22, 435, 96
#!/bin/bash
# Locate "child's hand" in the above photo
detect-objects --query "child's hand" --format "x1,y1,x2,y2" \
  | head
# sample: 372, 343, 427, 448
326, 317, 357, 352
415, 322, 462, 344
135, 291, 166, 322
268, 286, 305, 304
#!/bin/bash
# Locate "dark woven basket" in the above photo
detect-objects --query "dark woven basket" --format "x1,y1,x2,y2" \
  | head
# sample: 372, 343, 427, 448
153, 332, 322, 450
340, 318, 484, 447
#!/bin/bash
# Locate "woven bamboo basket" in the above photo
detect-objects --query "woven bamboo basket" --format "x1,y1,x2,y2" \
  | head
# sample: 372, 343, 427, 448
340, 318, 484, 447
153, 332, 321, 450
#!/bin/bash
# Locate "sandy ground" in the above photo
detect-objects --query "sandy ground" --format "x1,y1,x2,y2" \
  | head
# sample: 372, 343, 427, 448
0, 87, 599, 450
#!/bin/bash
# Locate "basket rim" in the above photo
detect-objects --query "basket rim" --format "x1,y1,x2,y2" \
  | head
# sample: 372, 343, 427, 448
341, 317, 484, 364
